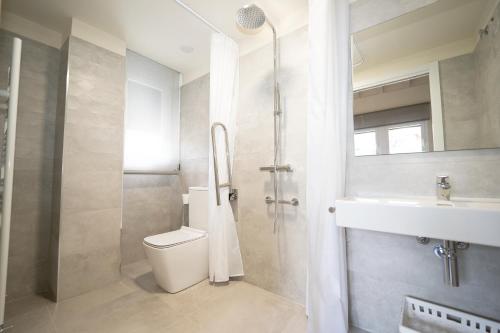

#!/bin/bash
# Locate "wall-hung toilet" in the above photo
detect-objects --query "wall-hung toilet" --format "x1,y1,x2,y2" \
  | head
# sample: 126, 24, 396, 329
143, 187, 208, 293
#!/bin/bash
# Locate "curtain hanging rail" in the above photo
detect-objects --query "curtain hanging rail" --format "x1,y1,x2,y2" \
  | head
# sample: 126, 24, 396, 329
174, 0, 223, 34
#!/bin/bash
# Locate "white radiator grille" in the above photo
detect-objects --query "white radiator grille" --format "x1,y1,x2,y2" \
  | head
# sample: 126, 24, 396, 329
400, 296, 500, 333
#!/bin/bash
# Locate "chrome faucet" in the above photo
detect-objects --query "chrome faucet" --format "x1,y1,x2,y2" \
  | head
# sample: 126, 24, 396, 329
436, 176, 451, 201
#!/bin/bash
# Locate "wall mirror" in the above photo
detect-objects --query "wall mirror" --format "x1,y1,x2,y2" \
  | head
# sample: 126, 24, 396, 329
351, 0, 500, 156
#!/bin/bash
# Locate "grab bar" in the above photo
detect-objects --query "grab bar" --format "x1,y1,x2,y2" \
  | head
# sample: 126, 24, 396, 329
211, 122, 232, 206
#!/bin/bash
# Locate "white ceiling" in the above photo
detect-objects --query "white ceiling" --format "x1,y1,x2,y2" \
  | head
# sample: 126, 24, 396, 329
354, 76, 430, 115
2, 0, 308, 83
353, 0, 498, 73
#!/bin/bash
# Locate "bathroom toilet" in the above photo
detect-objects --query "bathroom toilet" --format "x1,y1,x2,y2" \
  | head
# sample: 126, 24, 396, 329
143, 187, 209, 293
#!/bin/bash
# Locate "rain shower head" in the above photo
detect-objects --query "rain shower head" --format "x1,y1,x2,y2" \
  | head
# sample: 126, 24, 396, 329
235, 4, 267, 32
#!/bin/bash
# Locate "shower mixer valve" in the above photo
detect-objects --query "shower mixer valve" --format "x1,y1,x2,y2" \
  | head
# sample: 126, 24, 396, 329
259, 164, 293, 173
265, 196, 299, 206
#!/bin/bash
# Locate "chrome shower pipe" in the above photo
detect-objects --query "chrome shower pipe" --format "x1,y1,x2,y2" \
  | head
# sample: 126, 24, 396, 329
235, 5, 291, 232
269, 21, 282, 233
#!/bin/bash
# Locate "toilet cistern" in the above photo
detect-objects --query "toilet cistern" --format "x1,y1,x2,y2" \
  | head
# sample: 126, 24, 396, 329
436, 176, 451, 201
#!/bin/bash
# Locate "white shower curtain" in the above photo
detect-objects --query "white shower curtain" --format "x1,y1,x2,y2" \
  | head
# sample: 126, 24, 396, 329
307, 0, 351, 332
208, 32, 244, 283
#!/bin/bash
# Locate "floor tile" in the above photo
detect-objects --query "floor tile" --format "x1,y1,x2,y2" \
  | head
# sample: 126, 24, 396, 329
5, 260, 308, 333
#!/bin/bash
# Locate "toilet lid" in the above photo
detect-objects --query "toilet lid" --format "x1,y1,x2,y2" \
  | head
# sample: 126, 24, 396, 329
143, 226, 207, 249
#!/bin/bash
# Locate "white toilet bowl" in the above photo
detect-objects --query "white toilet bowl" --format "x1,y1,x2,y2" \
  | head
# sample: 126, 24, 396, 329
143, 227, 208, 293
143, 187, 209, 293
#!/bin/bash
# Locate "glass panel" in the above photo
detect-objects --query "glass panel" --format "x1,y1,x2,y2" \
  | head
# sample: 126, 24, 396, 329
388, 125, 423, 154
354, 131, 377, 156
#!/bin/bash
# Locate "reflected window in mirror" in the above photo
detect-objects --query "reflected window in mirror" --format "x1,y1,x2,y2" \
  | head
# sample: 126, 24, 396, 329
353, 75, 434, 156
354, 131, 377, 156
388, 124, 425, 154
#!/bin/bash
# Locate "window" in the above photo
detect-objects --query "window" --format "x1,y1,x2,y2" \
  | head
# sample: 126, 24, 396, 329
388, 125, 424, 154
354, 121, 429, 156
124, 51, 180, 172
354, 131, 377, 156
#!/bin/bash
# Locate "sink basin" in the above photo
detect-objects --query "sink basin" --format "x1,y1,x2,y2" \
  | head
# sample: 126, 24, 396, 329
335, 197, 500, 247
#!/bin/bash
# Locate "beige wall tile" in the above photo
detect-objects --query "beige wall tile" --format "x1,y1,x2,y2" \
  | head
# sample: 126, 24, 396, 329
53, 36, 125, 300
121, 174, 183, 264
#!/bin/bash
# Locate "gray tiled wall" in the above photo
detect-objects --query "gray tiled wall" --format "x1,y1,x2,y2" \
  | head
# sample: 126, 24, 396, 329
440, 2, 500, 150
121, 174, 183, 264
440, 54, 479, 150
0, 29, 60, 300
180, 74, 210, 191
476, 2, 500, 148
52, 36, 125, 301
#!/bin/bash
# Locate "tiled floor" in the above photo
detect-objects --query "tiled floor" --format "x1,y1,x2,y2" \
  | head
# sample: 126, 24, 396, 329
5, 260, 370, 333
5, 260, 307, 333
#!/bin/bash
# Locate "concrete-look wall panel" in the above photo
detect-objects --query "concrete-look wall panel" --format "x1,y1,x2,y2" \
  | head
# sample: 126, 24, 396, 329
54, 36, 125, 300
0, 29, 59, 300
121, 174, 183, 265
180, 74, 210, 191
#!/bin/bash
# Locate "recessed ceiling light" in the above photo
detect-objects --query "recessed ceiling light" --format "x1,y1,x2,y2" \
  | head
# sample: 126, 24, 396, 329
180, 46, 194, 54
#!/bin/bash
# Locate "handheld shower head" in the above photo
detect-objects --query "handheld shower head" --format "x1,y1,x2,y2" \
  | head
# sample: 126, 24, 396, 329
235, 4, 267, 32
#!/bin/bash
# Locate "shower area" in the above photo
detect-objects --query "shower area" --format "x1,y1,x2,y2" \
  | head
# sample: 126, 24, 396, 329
179, 2, 308, 302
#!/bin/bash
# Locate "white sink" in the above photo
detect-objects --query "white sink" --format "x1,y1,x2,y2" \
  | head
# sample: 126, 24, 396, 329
335, 197, 500, 247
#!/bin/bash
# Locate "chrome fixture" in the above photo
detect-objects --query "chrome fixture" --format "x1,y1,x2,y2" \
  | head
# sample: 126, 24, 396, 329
265, 196, 299, 207
434, 240, 459, 287
211, 122, 234, 206
229, 189, 238, 201
436, 175, 451, 201
259, 165, 293, 172
236, 4, 295, 232
419, 235, 469, 287
433, 240, 469, 287
236, 5, 267, 31
416, 236, 430, 245
479, 17, 495, 39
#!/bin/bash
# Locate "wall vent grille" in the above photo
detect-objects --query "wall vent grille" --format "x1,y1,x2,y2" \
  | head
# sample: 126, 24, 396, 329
400, 296, 500, 333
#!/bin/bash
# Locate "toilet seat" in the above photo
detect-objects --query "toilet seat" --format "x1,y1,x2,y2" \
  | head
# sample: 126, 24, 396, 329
143, 226, 207, 249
